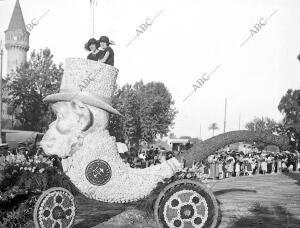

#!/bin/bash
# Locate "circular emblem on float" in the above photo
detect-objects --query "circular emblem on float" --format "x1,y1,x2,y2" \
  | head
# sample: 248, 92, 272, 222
85, 159, 112, 186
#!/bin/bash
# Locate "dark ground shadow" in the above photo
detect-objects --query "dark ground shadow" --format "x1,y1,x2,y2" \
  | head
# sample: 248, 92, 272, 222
227, 202, 300, 228
213, 188, 257, 196
73, 209, 124, 228
73, 194, 127, 228
213, 189, 256, 228
283, 172, 300, 186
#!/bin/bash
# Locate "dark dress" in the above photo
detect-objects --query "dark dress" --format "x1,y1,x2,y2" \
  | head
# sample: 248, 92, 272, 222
87, 50, 102, 61
99, 46, 114, 66
247, 163, 252, 172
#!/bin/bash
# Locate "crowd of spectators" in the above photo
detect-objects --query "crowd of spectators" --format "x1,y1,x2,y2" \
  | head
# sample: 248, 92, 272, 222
119, 144, 300, 181
120, 146, 175, 168
204, 145, 300, 179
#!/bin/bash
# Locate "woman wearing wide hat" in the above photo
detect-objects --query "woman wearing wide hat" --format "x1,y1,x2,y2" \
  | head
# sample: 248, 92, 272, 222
85, 38, 102, 61
98, 36, 115, 66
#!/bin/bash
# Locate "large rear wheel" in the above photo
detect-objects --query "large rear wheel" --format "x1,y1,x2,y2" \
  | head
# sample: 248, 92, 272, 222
154, 180, 219, 228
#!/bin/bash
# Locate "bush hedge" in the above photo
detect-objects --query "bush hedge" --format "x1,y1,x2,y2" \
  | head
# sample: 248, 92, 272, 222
0, 146, 78, 227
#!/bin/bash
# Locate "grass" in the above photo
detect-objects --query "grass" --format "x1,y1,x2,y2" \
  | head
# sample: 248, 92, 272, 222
210, 173, 300, 228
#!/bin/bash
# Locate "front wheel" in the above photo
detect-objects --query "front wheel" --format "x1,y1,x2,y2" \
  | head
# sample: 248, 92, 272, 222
154, 179, 219, 228
33, 187, 76, 228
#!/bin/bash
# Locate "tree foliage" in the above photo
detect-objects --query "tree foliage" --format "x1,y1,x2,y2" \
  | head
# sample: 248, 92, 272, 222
245, 117, 278, 150
169, 132, 176, 139
108, 80, 177, 150
245, 117, 277, 133
5, 48, 63, 132
278, 89, 300, 151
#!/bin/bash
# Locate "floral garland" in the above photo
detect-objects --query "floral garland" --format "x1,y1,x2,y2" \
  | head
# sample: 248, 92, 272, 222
186, 130, 290, 162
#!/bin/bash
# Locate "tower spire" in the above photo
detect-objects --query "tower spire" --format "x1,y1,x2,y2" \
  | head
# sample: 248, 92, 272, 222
6, 0, 27, 32
5, 0, 30, 74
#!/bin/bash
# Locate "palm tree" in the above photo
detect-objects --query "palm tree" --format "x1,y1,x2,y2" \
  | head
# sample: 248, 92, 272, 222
208, 123, 219, 137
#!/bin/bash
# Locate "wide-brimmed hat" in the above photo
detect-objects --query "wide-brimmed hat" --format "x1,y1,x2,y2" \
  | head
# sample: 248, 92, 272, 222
84, 38, 100, 51
98, 36, 115, 45
44, 58, 121, 115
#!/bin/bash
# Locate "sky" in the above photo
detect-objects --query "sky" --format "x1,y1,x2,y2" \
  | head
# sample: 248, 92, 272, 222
0, 0, 300, 140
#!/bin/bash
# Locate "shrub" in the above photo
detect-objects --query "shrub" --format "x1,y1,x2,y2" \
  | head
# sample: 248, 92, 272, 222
0, 146, 78, 227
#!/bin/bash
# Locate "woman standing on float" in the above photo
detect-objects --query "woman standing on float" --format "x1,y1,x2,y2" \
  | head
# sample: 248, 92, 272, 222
98, 36, 115, 66
85, 38, 102, 61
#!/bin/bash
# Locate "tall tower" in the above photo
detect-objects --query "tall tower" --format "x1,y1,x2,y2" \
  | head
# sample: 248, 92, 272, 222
4, 0, 29, 74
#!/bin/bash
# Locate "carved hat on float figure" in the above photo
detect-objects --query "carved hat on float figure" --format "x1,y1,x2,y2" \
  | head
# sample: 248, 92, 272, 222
43, 58, 121, 115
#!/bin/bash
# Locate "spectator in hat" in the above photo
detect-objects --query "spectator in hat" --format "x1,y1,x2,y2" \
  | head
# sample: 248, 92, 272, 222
85, 38, 103, 61
261, 159, 267, 175
218, 161, 224, 179
226, 160, 234, 177
282, 161, 287, 172
246, 161, 253, 176
288, 164, 294, 173
235, 161, 240, 177
98, 36, 115, 66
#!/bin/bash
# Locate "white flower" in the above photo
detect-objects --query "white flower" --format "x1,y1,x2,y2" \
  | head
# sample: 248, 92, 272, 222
39, 168, 45, 173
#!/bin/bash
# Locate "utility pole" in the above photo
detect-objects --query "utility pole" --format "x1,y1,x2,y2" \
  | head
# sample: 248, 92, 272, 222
0, 41, 3, 144
90, 0, 97, 37
238, 112, 241, 130
224, 97, 227, 133
199, 124, 201, 139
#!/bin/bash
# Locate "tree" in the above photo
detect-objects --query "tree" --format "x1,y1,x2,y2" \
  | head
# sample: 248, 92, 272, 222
109, 84, 140, 149
6, 48, 63, 132
208, 123, 219, 136
108, 80, 177, 151
245, 117, 278, 150
278, 89, 300, 151
169, 132, 176, 139
245, 117, 277, 133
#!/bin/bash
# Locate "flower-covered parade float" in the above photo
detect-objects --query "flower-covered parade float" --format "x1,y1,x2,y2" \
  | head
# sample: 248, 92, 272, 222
35, 58, 221, 228
1, 58, 289, 228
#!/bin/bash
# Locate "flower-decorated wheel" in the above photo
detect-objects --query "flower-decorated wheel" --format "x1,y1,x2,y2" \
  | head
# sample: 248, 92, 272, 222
33, 187, 76, 228
154, 180, 219, 228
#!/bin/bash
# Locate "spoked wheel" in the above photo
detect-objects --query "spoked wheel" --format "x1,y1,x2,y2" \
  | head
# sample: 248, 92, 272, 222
154, 180, 219, 228
33, 187, 76, 228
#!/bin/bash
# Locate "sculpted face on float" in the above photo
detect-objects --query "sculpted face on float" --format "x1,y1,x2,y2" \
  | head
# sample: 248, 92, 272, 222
40, 100, 109, 158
